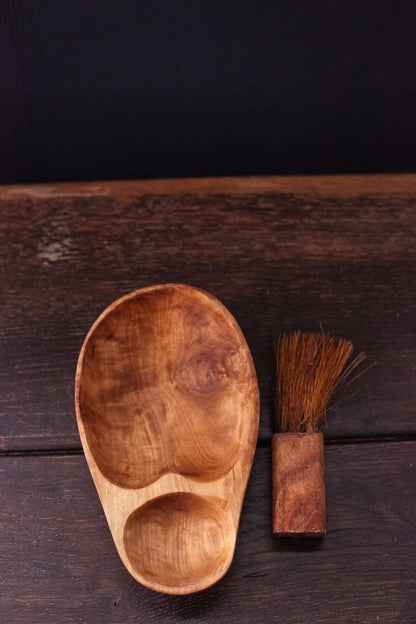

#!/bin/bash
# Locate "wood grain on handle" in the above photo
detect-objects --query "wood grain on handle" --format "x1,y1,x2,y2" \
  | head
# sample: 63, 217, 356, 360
272, 433, 326, 536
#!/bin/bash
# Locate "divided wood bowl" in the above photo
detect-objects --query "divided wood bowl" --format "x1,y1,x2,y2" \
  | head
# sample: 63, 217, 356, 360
75, 284, 259, 594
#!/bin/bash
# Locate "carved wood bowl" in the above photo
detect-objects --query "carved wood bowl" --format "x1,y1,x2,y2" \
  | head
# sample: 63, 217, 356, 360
75, 284, 259, 594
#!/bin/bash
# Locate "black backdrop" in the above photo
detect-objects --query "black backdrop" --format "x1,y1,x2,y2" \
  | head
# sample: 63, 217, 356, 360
2, 1, 415, 184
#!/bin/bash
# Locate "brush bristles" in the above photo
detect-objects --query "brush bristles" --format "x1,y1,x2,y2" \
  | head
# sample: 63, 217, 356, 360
275, 331, 365, 433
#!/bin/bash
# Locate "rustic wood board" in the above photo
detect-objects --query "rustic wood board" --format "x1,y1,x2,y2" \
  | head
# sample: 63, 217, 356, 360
1, 442, 414, 623
0, 175, 415, 451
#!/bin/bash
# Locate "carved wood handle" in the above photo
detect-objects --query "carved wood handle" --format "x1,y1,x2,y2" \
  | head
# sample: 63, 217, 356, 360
272, 432, 326, 537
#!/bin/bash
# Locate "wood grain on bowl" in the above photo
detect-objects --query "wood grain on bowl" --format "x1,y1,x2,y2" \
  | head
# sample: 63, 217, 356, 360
75, 284, 259, 594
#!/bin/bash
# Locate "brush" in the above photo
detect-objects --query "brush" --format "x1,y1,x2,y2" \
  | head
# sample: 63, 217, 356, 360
272, 331, 365, 537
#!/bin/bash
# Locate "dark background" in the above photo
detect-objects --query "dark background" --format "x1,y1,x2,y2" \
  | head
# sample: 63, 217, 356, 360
2, 1, 415, 185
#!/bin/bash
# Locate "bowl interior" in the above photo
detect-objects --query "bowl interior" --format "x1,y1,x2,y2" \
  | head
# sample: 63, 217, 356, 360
77, 285, 255, 488
123, 492, 234, 592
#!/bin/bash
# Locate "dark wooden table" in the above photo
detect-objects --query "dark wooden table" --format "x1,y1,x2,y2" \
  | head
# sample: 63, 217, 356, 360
1, 175, 415, 623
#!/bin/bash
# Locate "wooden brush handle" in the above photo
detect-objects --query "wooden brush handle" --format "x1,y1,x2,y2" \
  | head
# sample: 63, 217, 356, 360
272, 432, 326, 537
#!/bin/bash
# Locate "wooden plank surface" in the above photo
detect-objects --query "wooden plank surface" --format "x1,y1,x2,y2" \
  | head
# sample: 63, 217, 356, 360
1, 442, 414, 623
1, 173, 416, 198
1, 175, 415, 450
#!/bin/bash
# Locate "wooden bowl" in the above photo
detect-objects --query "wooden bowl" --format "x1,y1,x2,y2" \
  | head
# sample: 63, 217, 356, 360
75, 284, 259, 594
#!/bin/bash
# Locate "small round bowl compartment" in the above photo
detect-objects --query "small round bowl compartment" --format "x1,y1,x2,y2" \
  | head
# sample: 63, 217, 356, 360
123, 493, 234, 593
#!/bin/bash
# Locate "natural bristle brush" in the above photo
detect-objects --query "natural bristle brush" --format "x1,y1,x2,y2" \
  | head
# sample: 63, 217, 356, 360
272, 331, 365, 537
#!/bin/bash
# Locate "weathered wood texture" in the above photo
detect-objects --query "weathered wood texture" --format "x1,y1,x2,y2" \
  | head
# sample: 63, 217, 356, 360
0, 175, 415, 450
1, 442, 414, 623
